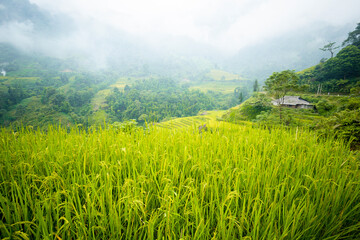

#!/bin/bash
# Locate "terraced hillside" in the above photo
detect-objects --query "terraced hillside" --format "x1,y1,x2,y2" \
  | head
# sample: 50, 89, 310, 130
189, 81, 244, 94
289, 109, 325, 125
206, 69, 243, 81
156, 111, 226, 129
189, 69, 250, 94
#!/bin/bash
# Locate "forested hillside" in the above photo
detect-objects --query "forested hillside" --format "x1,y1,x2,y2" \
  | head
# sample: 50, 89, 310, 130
0, 42, 250, 128
298, 23, 360, 94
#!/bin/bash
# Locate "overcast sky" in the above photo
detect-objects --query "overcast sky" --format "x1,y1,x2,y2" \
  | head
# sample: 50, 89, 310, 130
29, 0, 360, 52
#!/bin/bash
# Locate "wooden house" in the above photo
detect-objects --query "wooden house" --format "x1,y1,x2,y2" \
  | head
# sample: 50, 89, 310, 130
272, 96, 313, 109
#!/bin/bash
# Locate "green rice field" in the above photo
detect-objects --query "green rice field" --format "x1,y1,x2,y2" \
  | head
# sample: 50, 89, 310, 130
206, 70, 243, 81
156, 111, 225, 129
1, 123, 360, 239
189, 81, 242, 94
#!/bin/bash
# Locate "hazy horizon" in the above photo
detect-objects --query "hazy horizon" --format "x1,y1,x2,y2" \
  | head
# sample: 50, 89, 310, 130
0, 0, 359, 78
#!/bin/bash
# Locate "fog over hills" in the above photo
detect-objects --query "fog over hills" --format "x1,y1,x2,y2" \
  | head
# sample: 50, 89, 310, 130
225, 23, 355, 79
0, 0, 359, 80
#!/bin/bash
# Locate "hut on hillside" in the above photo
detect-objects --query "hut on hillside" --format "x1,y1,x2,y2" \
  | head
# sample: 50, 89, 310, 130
272, 96, 313, 109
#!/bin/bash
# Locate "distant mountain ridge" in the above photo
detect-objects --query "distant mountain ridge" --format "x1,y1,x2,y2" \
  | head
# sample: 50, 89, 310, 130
0, 0, 358, 81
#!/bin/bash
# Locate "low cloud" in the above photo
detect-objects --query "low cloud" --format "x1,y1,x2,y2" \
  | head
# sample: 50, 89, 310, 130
29, 0, 360, 53
1, 0, 359, 74
0, 21, 35, 52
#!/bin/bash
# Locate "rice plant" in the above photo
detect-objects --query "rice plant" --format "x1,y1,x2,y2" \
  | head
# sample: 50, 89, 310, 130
1, 123, 360, 239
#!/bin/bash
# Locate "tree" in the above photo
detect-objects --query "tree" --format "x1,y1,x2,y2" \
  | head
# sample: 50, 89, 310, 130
138, 113, 148, 123
41, 87, 56, 104
320, 42, 340, 58
239, 92, 243, 103
264, 70, 301, 100
7, 85, 25, 105
124, 85, 130, 92
342, 23, 360, 48
264, 70, 301, 121
50, 93, 66, 108
253, 79, 259, 92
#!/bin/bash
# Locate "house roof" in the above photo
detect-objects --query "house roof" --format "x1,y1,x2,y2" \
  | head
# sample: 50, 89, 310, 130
272, 96, 312, 106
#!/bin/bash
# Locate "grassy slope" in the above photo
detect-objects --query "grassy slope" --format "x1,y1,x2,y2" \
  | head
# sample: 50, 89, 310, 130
1, 124, 359, 239
206, 69, 243, 81
91, 77, 137, 111
0, 76, 41, 85
6, 96, 74, 127
91, 89, 111, 111
156, 110, 226, 129
189, 81, 242, 94
189, 69, 247, 94
297, 65, 316, 75
222, 93, 331, 126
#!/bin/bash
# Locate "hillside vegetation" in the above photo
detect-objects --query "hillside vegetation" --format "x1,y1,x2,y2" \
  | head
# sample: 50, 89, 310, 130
0, 70, 247, 129
298, 24, 360, 94
206, 69, 243, 81
0, 44, 249, 128
222, 92, 360, 149
156, 110, 225, 130
222, 23, 360, 149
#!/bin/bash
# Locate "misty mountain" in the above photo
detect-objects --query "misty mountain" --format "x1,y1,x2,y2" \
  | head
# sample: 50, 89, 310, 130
0, 0, 73, 37
0, 0, 216, 77
0, 0, 357, 81
0, 0, 48, 26
223, 23, 353, 81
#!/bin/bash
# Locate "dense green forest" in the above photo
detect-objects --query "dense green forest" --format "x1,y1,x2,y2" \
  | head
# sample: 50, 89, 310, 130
0, 43, 249, 128
106, 78, 239, 123
298, 23, 360, 94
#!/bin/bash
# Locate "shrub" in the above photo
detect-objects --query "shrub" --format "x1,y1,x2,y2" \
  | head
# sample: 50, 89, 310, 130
316, 109, 360, 149
316, 99, 335, 115
239, 93, 272, 120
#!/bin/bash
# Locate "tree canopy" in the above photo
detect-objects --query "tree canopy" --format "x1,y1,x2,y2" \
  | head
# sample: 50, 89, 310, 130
299, 45, 360, 93
264, 70, 305, 122
320, 42, 340, 58
343, 23, 360, 48
264, 70, 301, 102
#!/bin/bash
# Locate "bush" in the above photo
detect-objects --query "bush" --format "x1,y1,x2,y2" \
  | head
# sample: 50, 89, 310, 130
316, 109, 360, 149
345, 97, 360, 110
350, 87, 360, 96
316, 99, 335, 115
111, 119, 140, 132
239, 93, 272, 120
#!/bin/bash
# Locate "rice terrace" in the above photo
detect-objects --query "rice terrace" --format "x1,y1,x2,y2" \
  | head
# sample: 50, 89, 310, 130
1, 119, 360, 239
